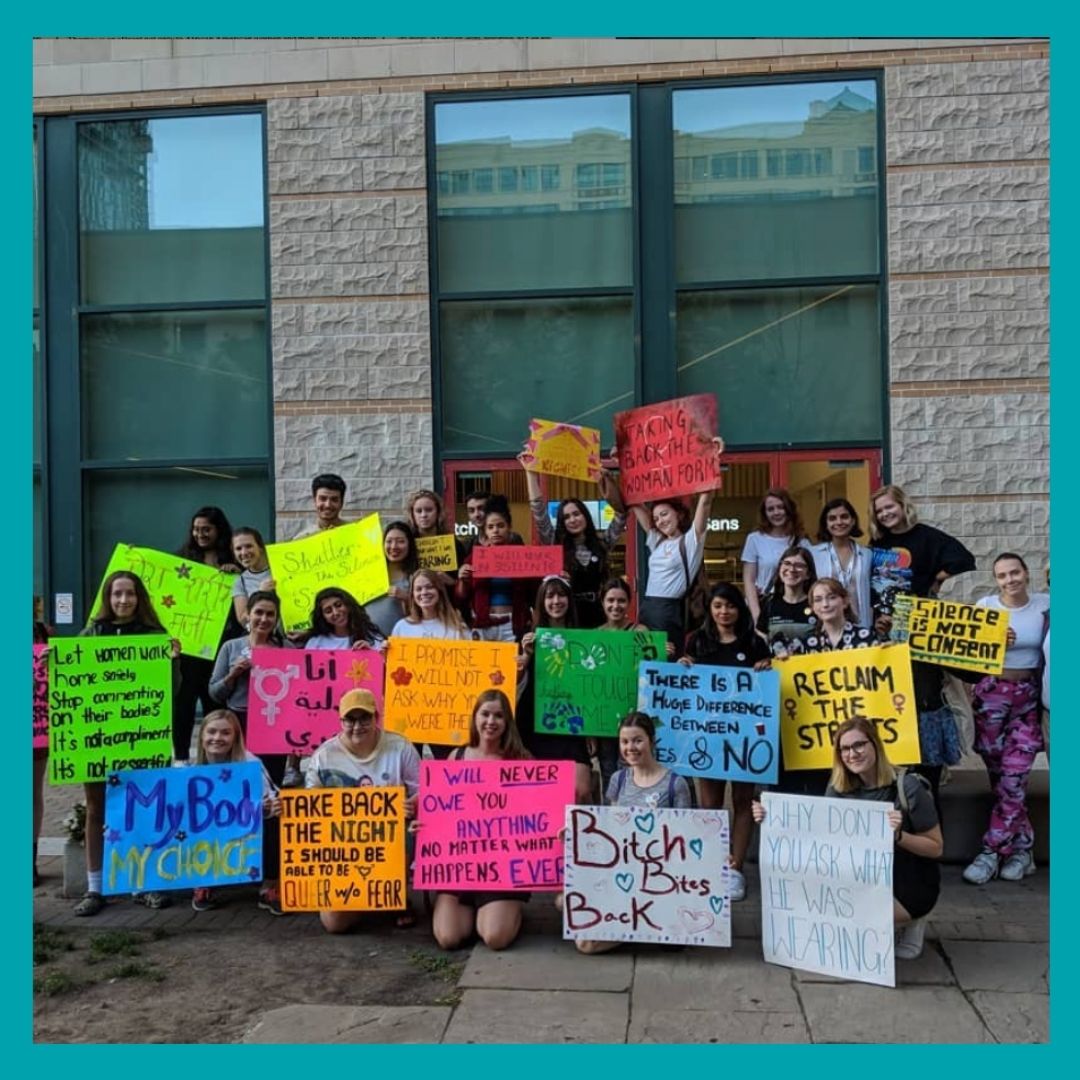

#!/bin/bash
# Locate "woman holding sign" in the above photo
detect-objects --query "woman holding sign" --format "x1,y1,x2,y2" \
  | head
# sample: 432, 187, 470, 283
431, 689, 533, 952
802, 578, 879, 654
366, 521, 419, 639
304, 587, 386, 652
682, 583, 771, 901
74, 571, 180, 916
963, 553, 1049, 885
392, 570, 472, 641
520, 455, 627, 628
175, 506, 240, 765
405, 489, 466, 593
231, 526, 275, 631
757, 546, 818, 658
741, 489, 812, 626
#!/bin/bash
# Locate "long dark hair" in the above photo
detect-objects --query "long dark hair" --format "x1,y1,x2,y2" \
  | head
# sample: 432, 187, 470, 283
384, 520, 419, 577
91, 571, 165, 631
179, 506, 234, 564
308, 587, 382, 646
533, 575, 578, 629
764, 545, 817, 604
816, 498, 864, 543
696, 581, 756, 647
554, 498, 607, 575
246, 590, 285, 646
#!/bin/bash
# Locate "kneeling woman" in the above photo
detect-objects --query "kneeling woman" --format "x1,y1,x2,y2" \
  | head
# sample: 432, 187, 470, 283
754, 717, 942, 960
431, 690, 532, 952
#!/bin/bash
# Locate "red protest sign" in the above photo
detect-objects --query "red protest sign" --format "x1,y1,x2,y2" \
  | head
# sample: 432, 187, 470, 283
614, 393, 722, 504
471, 545, 564, 579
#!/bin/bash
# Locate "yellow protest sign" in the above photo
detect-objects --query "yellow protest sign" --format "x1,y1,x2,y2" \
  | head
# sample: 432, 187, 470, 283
266, 514, 389, 632
776, 644, 921, 770
891, 594, 1007, 675
522, 418, 602, 483
383, 638, 518, 745
278, 787, 406, 912
416, 534, 458, 572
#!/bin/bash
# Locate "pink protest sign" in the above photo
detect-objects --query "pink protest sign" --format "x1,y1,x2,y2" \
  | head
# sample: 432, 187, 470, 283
412, 758, 574, 892
614, 392, 722, 504
471, 545, 564, 579
247, 647, 385, 756
33, 644, 48, 750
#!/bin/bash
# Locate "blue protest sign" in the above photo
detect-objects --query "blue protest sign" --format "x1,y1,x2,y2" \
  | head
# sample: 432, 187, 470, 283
103, 763, 264, 894
637, 661, 780, 784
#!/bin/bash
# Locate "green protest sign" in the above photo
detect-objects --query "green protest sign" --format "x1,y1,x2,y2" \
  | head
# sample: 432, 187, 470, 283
89, 545, 235, 659
534, 629, 666, 737
49, 635, 173, 785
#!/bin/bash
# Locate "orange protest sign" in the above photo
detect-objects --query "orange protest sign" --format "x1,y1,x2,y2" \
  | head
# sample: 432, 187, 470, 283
471, 545, 563, 579
278, 787, 407, 912
383, 638, 518, 745
522, 418, 602, 483
416, 534, 458, 572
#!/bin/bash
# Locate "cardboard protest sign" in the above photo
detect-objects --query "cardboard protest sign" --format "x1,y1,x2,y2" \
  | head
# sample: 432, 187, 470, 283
266, 514, 389, 633
33, 644, 49, 750
384, 638, 518, 745
90, 544, 234, 658
247, 647, 385, 756
534, 629, 666, 737
776, 645, 920, 771
890, 594, 1007, 675
638, 661, 780, 784
471, 545, 563, 579
416, 534, 458, 573
522, 418, 602, 483
279, 787, 406, 912
413, 759, 573, 892
103, 762, 264, 895
563, 806, 731, 947
614, 393, 722, 504
48, 636, 173, 785
759, 792, 895, 987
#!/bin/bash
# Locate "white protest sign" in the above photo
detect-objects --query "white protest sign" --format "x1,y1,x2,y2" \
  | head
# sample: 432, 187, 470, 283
563, 806, 731, 947
759, 792, 895, 987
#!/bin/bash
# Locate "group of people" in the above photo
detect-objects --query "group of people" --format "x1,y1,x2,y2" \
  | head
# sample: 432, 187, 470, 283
34, 462, 1049, 965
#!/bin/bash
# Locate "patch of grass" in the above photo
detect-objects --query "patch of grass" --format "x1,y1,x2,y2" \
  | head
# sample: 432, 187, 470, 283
87, 930, 142, 963
408, 949, 465, 983
33, 970, 82, 997
434, 988, 464, 1007
107, 961, 165, 983
33, 924, 75, 965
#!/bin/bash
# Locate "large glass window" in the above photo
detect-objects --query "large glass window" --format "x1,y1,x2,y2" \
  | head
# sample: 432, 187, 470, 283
37, 109, 271, 618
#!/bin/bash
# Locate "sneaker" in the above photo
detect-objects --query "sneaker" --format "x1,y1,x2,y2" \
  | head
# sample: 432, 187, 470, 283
74, 891, 106, 917
191, 888, 216, 912
280, 766, 304, 789
258, 888, 284, 916
962, 851, 1000, 885
132, 891, 173, 910
895, 917, 927, 960
728, 868, 747, 902
999, 850, 1036, 881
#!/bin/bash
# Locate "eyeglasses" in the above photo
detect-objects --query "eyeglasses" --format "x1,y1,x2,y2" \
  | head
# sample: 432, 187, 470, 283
341, 714, 375, 727
780, 560, 807, 571
839, 739, 871, 756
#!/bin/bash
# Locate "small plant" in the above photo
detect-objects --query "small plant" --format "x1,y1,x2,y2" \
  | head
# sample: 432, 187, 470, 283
408, 949, 464, 983
33, 970, 82, 997
434, 988, 464, 1007
62, 802, 87, 845
88, 930, 142, 962
107, 961, 165, 983
33, 924, 74, 965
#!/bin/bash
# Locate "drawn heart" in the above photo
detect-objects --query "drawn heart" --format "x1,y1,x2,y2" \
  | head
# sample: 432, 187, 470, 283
633, 812, 655, 835
615, 872, 634, 893
688, 838, 704, 858
612, 811, 631, 825
678, 908, 714, 933
709, 895, 725, 914
355, 866, 373, 879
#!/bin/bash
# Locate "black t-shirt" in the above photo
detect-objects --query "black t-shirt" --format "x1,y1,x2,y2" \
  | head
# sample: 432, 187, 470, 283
756, 595, 816, 657
870, 523, 976, 617
685, 630, 770, 668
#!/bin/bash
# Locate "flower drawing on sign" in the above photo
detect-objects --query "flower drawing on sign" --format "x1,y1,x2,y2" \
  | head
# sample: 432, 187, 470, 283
219, 768, 232, 783
175, 564, 191, 579
160, 595, 176, 608
391, 667, 413, 687
489, 670, 505, 686
346, 659, 370, 684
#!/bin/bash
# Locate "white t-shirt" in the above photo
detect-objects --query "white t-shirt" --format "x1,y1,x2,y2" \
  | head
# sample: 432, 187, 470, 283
390, 618, 472, 641
645, 528, 704, 600
304, 633, 352, 650
305, 731, 420, 793
741, 532, 813, 593
976, 592, 1049, 670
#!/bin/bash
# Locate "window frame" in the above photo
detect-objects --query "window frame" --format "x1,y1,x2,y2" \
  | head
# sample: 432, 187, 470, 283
37, 104, 275, 626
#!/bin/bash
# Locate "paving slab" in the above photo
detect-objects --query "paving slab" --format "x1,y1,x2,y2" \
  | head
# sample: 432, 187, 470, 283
628, 1009, 809, 1044
792, 943, 955, 986
459, 935, 633, 992
942, 941, 1048, 992
243, 1004, 452, 1044
967, 991, 1049, 1044
632, 938, 801, 1012
797, 984, 993, 1043
444, 989, 628, 1044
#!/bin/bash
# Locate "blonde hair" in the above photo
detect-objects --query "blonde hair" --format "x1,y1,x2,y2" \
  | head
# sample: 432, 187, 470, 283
829, 717, 896, 793
196, 709, 248, 765
809, 576, 856, 624
868, 484, 919, 541
404, 569, 467, 636
405, 489, 445, 532
468, 690, 531, 760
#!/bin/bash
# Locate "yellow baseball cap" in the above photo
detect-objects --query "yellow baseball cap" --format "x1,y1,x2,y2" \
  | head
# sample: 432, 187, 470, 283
338, 688, 378, 718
